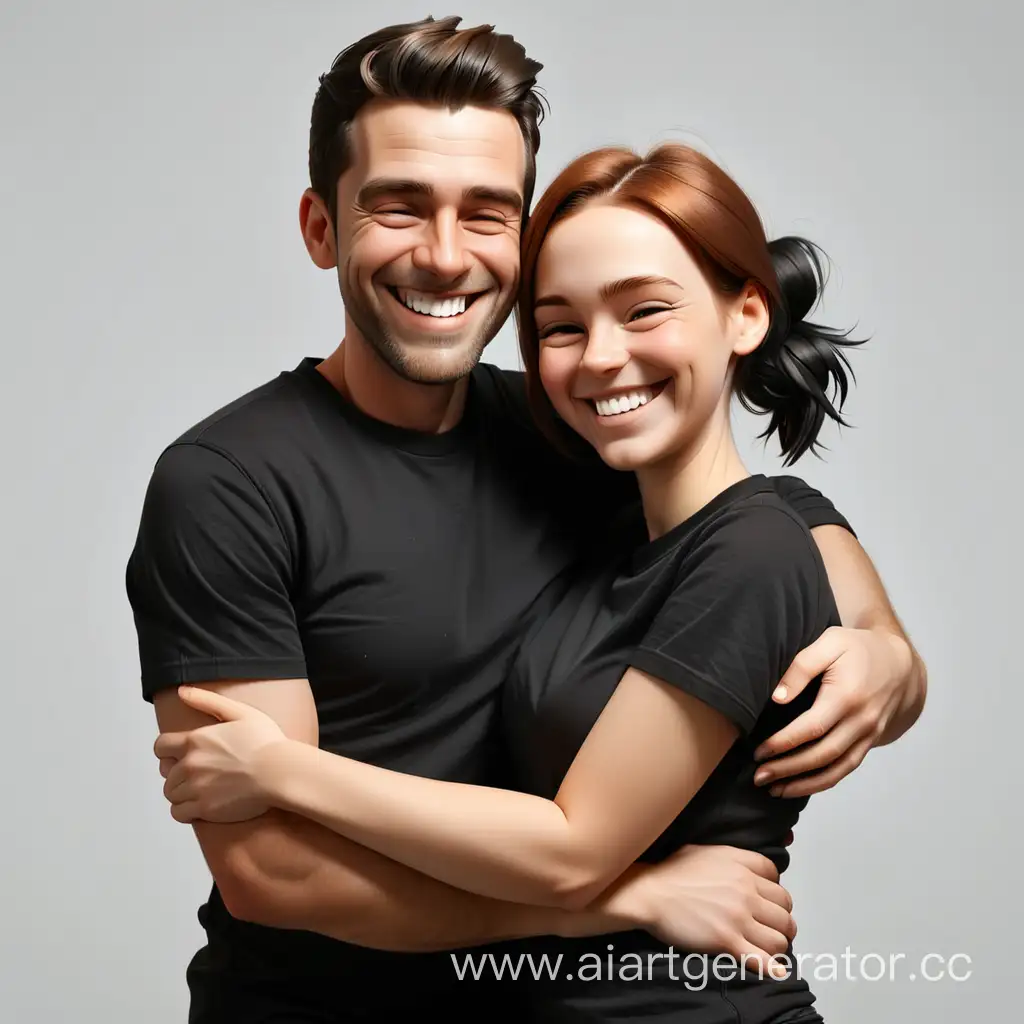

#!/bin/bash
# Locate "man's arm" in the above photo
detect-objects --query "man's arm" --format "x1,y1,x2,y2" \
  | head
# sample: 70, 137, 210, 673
750, 525, 928, 797
153, 679, 592, 951
155, 679, 797, 964
811, 524, 927, 743
127, 446, 575, 949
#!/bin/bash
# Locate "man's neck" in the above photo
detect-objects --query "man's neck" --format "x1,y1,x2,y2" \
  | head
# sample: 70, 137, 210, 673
317, 331, 470, 435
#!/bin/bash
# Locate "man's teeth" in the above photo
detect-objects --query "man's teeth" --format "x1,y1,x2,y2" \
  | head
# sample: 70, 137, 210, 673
593, 388, 656, 417
398, 289, 468, 318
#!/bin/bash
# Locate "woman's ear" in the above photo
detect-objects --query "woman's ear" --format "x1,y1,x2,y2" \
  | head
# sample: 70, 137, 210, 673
731, 282, 771, 357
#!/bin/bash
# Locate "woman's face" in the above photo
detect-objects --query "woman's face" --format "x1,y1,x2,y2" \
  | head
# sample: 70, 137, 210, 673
533, 202, 768, 472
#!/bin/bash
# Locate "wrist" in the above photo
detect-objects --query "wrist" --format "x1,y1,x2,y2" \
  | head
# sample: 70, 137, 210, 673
572, 865, 653, 936
254, 738, 308, 811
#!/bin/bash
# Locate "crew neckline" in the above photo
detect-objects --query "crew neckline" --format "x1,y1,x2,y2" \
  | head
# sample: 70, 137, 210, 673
629, 474, 773, 573
289, 356, 479, 456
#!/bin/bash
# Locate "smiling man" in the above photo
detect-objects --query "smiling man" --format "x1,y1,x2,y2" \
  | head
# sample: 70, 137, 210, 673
126, 15, 925, 1023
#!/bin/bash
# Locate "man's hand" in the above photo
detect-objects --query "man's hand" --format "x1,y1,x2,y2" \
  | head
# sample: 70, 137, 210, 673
155, 685, 291, 823
753, 626, 914, 798
587, 845, 795, 978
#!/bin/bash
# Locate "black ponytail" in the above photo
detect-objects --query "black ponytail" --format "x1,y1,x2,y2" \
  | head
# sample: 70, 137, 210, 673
735, 236, 865, 466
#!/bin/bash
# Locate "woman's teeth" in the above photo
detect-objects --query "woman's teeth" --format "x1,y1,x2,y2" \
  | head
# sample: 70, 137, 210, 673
593, 387, 656, 417
398, 289, 468, 318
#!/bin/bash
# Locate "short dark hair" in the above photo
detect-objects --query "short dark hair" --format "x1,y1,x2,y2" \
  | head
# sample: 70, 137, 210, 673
309, 15, 546, 223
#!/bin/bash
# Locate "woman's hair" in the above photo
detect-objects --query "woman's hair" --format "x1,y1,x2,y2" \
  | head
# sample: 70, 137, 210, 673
517, 144, 863, 465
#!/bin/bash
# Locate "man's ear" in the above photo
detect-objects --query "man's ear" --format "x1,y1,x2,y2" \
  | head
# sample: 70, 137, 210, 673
731, 282, 771, 357
299, 188, 337, 269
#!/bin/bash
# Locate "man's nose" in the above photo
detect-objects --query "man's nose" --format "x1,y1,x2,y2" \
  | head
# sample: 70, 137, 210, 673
411, 211, 470, 279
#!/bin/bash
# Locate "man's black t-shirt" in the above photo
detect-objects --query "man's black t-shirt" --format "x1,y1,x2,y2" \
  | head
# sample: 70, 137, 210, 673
502, 476, 840, 1022
125, 359, 853, 1016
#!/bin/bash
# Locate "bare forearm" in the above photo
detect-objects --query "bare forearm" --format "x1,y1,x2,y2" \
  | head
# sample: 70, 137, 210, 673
875, 632, 927, 744
260, 742, 582, 906
811, 524, 927, 740
218, 809, 631, 951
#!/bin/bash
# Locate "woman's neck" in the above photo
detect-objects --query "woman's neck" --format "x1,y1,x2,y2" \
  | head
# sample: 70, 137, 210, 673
634, 419, 750, 541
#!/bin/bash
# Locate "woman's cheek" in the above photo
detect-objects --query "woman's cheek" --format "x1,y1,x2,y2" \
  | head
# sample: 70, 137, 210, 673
538, 347, 578, 420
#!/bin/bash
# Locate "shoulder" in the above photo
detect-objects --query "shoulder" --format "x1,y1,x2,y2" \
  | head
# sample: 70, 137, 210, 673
680, 484, 822, 587
142, 365, 325, 516
168, 369, 308, 457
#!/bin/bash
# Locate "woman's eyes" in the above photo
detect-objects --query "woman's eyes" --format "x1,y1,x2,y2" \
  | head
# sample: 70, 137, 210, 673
539, 306, 670, 340
628, 305, 670, 321
538, 324, 583, 342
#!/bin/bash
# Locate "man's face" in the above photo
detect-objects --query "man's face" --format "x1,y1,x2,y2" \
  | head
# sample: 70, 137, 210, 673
335, 99, 525, 384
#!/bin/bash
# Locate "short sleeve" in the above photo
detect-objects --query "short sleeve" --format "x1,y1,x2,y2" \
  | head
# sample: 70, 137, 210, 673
628, 504, 824, 734
125, 442, 307, 701
769, 475, 856, 537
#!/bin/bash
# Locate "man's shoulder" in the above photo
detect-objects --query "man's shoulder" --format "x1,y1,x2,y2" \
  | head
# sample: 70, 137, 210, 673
169, 368, 307, 452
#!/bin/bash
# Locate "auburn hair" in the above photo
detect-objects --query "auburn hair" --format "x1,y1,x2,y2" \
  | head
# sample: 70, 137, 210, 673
517, 144, 863, 464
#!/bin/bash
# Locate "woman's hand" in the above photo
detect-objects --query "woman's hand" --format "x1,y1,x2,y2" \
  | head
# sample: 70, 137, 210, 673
154, 685, 291, 823
592, 845, 796, 978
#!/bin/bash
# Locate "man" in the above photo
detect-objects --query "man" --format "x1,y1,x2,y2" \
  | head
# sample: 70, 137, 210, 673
127, 15, 926, 1022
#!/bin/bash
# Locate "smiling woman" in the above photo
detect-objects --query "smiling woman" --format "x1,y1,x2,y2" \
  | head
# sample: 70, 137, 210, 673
518, 144, 862, 485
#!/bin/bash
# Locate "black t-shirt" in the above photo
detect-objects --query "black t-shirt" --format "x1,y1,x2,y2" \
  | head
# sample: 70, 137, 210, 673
502, 476, 840, 1022
125, 359, 853, 1013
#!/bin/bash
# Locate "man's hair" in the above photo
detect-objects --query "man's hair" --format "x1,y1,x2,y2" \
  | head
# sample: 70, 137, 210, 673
309, 15, 546, 222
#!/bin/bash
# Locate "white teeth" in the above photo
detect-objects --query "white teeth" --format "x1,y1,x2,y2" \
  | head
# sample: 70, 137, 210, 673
398, 289, 468, 317
593, 388, 656, 417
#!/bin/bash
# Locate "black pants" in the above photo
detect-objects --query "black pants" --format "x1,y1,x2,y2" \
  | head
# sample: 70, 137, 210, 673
185, 945, 533, 1023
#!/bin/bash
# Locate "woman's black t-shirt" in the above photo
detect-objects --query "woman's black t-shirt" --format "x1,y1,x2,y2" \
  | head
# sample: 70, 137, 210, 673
502, 475, 840, 1023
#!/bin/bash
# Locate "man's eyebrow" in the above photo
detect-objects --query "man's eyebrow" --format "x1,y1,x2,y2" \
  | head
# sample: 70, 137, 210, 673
464, 186, 523, 213
356, 178, 433, 206
356, 179, 523, 213
534, 276, 682, 310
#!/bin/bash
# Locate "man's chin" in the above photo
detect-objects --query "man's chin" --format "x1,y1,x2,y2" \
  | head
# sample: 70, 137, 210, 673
376, 331, 490, 385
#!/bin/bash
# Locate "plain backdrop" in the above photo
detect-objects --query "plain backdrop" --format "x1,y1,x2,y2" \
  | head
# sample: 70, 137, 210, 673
1, 1, 1019, 1020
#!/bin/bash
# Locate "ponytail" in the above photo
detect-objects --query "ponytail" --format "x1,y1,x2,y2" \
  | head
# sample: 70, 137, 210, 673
735, 237, 865, 466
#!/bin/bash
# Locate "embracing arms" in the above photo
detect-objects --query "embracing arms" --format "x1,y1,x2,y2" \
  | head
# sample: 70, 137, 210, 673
153, 678, 608, 951
154, 678, 792, 961
162, 508, 846, 920
129, 445, 669, 952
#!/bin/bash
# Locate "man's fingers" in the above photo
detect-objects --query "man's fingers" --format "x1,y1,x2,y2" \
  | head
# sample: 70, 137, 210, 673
754, 694, 846, 762
753, 894, 797, 942
744, 919, 791, 959
162, 761, 191, 802
158, 757, 176, 779
755, 877, 793, 914
737, 943, 790, 980
754, 719, 866, 787
169, 800, 198, 824
770, 737, 875, 799
772, 628, 844, 704
153, 732, 189, 760
720, 848, 779, 880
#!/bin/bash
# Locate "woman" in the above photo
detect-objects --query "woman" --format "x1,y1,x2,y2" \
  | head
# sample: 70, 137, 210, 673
159, 142, 862, 1022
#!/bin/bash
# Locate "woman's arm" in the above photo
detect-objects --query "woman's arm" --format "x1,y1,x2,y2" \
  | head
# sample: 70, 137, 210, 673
166, 504, 816, 911
256, 670, 739, 909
